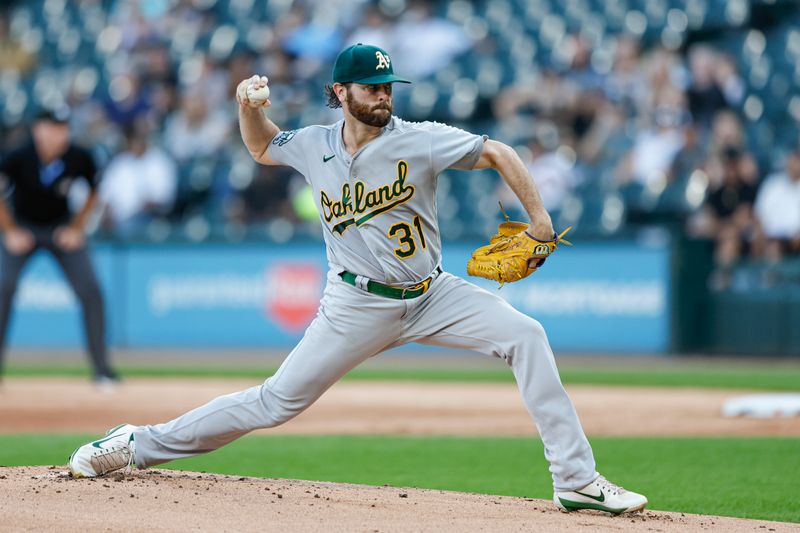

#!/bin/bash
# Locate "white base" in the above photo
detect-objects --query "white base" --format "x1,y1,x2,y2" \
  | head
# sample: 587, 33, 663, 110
722, 393, 800, 418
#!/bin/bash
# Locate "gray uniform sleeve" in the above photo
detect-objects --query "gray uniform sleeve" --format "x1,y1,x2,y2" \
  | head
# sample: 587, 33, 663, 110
429, 122, 487, 175
266, 127, 310, 176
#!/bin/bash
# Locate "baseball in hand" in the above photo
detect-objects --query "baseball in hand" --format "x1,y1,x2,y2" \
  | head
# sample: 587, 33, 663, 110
246, 84, 270, 104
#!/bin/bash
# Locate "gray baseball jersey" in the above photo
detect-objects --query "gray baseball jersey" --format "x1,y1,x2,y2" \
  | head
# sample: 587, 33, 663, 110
267, 117, 485, 285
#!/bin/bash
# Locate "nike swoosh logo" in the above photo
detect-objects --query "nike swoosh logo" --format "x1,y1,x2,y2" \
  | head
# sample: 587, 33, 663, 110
323, 154, 336, 163
92, 431, 125, 448
575, 489, 605, 503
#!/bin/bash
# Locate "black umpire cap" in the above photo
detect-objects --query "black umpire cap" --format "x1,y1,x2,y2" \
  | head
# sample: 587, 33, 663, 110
33, 106, 71, 125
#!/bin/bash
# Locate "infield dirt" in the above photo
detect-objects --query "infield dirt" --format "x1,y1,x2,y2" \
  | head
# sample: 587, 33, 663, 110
0, 378, 798, 436
2, 466, 798, 532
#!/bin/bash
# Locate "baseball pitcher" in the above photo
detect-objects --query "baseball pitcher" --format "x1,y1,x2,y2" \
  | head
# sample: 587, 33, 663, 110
68, 44, 647, 515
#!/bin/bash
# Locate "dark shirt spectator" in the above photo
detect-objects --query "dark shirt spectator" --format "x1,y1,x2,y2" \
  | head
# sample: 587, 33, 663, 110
693, 147, 759, 289
706, 174, 757, 220
102, 73, 153, 127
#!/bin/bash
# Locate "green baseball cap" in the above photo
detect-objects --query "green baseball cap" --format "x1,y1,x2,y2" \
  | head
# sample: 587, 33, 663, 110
332, 43, 411, 85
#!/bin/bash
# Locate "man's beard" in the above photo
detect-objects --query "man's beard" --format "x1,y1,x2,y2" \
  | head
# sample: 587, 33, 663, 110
346, 91, 392, 127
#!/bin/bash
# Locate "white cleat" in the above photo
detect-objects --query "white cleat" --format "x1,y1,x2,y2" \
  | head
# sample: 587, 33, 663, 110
68, 423, 138, 478
554, 474, 648, 515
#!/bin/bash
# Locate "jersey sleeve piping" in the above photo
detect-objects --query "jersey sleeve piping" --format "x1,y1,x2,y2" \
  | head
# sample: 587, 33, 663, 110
428, 126, 434, 179
462, 134, 488, 170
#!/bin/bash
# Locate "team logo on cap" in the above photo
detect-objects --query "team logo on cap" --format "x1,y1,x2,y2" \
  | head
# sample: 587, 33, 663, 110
375, 51, 391, 70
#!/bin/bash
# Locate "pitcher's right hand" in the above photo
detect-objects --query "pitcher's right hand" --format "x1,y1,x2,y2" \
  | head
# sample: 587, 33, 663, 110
236, 75, 270, 109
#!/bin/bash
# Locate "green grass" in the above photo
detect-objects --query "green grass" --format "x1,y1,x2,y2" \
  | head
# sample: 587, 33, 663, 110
558, 365, 800, 391
2, 434, 798, 523
6, 362, 800, 391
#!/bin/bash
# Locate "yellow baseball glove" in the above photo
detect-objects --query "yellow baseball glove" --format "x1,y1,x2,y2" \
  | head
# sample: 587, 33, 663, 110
467, 223, 572, 285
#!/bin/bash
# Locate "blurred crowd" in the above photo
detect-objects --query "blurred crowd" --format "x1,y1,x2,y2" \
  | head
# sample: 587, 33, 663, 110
1, 0, 800, 288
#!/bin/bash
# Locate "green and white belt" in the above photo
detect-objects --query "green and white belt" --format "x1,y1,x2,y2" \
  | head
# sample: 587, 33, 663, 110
339, 267, 441, 300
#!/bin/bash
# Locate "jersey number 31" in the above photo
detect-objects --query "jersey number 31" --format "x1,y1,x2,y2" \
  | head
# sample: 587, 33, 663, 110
388, 216, 427, 259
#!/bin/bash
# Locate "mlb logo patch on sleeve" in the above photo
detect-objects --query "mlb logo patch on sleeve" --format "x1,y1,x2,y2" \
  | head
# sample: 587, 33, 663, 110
272, 130, 297, 146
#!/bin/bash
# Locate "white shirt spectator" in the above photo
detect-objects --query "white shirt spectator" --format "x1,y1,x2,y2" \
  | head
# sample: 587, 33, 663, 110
755, 171, 800, 239
631, 128, 685, 186
100, 146, 177, 227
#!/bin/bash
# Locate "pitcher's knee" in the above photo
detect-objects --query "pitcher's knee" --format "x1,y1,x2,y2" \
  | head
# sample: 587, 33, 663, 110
258, 382, 313, 427
505, 317, 553, 364
508, 316, 547, 345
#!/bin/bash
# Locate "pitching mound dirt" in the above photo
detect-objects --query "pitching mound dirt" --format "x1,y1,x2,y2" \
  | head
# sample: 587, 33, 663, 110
0, 466, 794, 532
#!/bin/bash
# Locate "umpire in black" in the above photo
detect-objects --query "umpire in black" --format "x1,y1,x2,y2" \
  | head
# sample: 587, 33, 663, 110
0, 108, 118, 383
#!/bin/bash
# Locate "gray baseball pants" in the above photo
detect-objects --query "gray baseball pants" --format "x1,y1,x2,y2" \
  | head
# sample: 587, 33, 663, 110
134, 271, 597, 491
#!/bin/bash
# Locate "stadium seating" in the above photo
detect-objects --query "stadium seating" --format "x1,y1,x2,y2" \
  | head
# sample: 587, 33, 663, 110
1, 0, 799, 243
